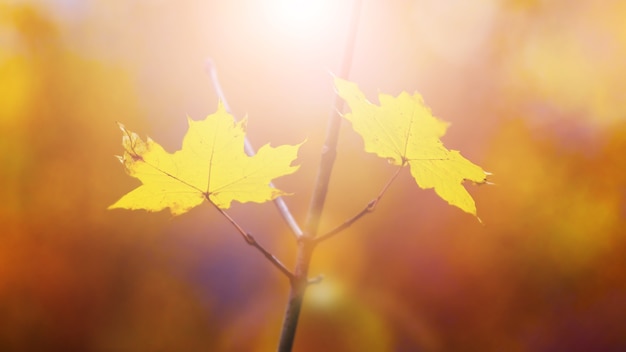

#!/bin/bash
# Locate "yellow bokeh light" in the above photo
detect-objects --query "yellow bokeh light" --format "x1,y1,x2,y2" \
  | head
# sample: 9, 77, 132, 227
0, 55, 32, 124
306, 278, 345, 308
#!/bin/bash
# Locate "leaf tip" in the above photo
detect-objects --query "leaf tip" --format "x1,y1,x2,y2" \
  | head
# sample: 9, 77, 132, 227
107, 200, 122, 211
216, 100, 226, 112
473, 170, 492, 185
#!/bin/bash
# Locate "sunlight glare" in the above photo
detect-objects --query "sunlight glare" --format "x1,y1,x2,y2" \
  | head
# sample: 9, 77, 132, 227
264, 0, 330, 38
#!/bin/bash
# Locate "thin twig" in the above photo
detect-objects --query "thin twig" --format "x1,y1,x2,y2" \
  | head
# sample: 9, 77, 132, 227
278, 1, 364, 351
314, 164, 404, 244
302, 3, 363, 239
207, 198, 295, 281
205, 59, 304, 238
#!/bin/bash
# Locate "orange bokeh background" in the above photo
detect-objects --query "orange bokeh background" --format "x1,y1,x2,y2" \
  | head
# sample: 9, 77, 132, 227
2, 0, 626, 351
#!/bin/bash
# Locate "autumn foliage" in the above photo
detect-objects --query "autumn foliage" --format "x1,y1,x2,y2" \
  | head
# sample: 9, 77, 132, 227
334, 77, 488, 216
109, 105, 301, 214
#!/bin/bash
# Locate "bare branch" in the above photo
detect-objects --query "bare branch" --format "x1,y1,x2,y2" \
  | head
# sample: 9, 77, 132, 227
278, 1, 364, 351
314, 164, 404, 245
207, 199, 295, 282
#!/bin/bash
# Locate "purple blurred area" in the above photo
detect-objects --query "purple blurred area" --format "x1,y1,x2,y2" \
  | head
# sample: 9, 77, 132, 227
1, 0, 626, 350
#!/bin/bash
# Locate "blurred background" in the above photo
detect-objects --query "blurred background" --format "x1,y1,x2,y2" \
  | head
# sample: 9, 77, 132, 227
1, 0, 625, 350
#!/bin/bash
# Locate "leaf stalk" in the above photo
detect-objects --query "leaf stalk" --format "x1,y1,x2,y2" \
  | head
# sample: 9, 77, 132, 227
208, 199, 295, 282
314, 164, 403, 244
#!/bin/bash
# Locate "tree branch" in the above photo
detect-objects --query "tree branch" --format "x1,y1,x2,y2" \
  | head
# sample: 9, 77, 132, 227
278, 1, 364, 351
207, 199, 295, 282
314, 164, 404, 244
205, 59, 304, 238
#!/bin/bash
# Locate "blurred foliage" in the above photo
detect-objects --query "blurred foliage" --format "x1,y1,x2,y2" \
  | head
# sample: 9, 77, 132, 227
1, 0, 625, 351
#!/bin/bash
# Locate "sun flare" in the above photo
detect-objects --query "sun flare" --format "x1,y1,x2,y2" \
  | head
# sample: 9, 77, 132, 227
264, 0, 331, 38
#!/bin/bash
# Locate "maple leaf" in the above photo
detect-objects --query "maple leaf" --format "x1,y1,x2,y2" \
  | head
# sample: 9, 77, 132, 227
334, 78, 488, 216
109, 103, 301, 215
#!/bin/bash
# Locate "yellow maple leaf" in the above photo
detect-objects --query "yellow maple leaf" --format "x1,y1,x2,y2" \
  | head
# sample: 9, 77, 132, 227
334, 78, 488, 216
109, 103, 301, 215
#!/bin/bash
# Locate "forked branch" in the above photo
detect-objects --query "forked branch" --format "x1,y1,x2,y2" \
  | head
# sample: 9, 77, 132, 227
278, 1, 364, 351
